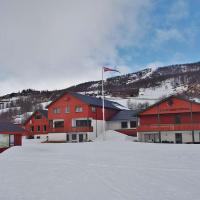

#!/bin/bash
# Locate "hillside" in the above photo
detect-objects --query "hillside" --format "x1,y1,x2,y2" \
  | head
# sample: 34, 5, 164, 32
1, 61, 200, 122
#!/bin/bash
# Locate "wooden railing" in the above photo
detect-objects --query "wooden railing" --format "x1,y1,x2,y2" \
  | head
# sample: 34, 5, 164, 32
137, 123, 200, 132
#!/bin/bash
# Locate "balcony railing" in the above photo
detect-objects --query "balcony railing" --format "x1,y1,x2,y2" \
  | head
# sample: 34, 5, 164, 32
137, 123, 200, 132
49, 126, 93, 133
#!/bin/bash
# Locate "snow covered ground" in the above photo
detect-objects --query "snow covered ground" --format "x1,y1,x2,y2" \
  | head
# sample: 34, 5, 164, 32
0, 138, 200, 200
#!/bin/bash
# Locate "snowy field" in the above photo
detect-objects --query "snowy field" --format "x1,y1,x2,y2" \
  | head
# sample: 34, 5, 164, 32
0, 137, 200, 200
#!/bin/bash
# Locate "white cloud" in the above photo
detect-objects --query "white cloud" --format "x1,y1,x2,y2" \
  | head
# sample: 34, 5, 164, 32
0, 0, 153, 95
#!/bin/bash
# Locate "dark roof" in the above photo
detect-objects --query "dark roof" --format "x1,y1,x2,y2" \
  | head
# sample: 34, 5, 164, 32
138, 95, 200, 115
47, 92, 124, 110
0, 122, 24, 133
111, 110, 139, 121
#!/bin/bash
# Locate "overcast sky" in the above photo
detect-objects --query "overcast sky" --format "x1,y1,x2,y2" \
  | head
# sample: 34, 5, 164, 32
0, 0, 200, 96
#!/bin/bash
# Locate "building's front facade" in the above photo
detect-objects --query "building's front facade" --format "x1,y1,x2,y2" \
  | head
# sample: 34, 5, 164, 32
46, 92, 121, 142
137, 96, 200, 144
0, 122, 24, 153
24, 110, 49, 139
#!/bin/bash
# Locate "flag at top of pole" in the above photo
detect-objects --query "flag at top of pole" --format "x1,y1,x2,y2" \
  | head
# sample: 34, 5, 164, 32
101, 66, 120, 141
103, 66, 120, 73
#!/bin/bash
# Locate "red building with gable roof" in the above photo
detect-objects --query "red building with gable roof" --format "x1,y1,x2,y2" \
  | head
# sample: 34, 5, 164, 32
46, 92, 121, 142
137, 95, 200, 143
24, 110, 49, 139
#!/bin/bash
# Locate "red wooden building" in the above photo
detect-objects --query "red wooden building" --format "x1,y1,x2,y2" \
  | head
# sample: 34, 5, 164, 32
24, 110, 49, 139
0, 122, 24, 153
137, 95, 200, 143
46, 92, 121, 142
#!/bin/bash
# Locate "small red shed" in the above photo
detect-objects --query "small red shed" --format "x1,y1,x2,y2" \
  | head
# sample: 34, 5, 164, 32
0, 122, 24, 153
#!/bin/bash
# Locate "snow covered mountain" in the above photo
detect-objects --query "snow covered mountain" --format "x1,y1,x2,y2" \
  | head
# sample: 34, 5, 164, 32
1, 61, 200, 122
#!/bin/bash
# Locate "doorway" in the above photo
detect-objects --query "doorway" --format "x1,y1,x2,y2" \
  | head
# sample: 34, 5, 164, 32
79, 134, 83, 142
175, 133, 182, 144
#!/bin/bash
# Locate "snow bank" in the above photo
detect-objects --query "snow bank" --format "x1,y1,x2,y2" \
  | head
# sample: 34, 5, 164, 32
95, 130, 128, 142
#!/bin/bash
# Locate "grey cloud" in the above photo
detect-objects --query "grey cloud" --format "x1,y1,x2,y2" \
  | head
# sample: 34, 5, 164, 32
0, 0, 153, 95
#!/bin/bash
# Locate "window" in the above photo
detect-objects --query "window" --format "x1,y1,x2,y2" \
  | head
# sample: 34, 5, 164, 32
175, 115, 181, 124
130, 121, 137, 128
65, 105, 70, 113
66, 134, 69, 142
53, 108, 61, 114
91, 106, 96, 112
43, 125, 47, 132
75, 106, 83, 112
75, 120, 91, 127
121, 121, 128, 129
31, 126, 34, 132
37, 126, 40, 132
54, 121, 64, 128
35, 114, 42, 119
72, 134, 77, 140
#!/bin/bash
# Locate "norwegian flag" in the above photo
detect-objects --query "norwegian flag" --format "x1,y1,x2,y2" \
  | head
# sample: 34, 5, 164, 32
103, 67, 120, 73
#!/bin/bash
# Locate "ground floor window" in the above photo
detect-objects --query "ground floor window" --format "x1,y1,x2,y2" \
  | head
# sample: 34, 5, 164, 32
43, 125, 47, 132
130, 121, 137, 128
121, 121, 128, 129
0, 134, 9, 148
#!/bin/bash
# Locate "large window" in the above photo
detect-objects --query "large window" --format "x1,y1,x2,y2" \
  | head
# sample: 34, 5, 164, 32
75, 119, 91, 127
75, 106, 83, 113
54, 121, 64, 128
130, 121, 137, 128
53, 108, 61, 114
121, 121, 128, 129
65, 105, 70, 113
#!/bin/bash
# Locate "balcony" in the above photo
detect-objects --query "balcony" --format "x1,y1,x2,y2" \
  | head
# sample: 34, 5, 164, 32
137, 123, 200, 132
69, 127, 93, 132
49, 126, 93, 133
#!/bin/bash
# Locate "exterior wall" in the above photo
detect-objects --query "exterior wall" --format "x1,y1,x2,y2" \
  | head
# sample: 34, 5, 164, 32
138, 130, 200, 143
24, 111, 49, 136
48, 93, 118, 133
48, 133, 67, 141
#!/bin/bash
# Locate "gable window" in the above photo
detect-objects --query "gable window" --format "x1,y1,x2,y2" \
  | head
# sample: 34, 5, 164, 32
75, 106, 83, 112
91, 106, 96, 112
53, 108, 61, 114
65, 105, 70, 113
130, 121, 137, 128
121, 121, 128, 129
35, 114, 42, 119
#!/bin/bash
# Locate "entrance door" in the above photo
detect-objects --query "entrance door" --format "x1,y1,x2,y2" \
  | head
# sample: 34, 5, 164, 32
175, 133, 182, 144
10, 135, 14, 146
79, 134, 83, 142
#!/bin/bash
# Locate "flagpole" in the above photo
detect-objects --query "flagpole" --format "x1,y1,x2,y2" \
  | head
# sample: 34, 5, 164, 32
102, 67, 105, 140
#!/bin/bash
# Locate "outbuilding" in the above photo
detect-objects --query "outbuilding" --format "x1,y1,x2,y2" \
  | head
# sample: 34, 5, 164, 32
0, 122, 24, 152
